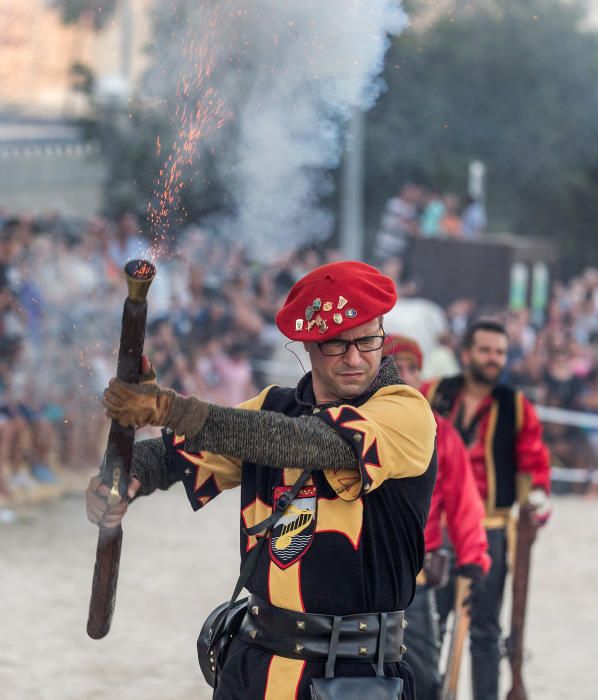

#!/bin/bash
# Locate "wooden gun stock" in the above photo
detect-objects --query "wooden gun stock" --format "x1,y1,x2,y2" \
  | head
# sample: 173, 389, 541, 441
87, 261, 155, 640
506, 501, 538, 700
441, 575, 472, 700
87, 521, 124, 639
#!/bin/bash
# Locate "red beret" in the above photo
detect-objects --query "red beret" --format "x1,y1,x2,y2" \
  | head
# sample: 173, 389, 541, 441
383, 334, 423, 370
276, 261, 397, 341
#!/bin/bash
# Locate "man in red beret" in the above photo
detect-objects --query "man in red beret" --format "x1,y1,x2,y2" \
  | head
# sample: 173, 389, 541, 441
86, 261, 437, 700
385, 334, 490, 700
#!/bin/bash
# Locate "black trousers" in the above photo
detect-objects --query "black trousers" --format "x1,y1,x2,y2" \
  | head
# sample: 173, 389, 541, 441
404, 585, 442, 700
436, 528, 508, 700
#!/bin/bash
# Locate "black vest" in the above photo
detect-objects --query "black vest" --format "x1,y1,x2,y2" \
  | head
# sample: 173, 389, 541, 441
427, 375, 519, 511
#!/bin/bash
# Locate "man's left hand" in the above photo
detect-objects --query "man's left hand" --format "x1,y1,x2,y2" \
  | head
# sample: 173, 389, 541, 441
103, 355, 175, 428
528, 488, 551, 526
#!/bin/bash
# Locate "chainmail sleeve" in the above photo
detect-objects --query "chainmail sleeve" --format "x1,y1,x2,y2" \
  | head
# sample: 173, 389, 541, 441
184, 405, 360, 472
130, 436, 180, 496
128, 360, 400, 488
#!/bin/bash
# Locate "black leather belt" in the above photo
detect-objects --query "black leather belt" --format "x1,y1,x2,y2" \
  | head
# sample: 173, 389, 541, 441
238, 595, 407, 664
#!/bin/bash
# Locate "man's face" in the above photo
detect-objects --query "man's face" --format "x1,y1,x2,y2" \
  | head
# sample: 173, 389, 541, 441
462, 330, 508, 385
394, 355, 421, 389
304, 318, 384, 403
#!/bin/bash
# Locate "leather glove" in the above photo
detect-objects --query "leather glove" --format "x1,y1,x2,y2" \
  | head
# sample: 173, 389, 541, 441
528, 488, 551, 526
103, 361, 209, 436
457, 564, 484, 609
102, 358, 176, 428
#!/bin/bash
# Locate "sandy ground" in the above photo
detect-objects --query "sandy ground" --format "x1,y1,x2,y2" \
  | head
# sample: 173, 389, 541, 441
1, 487, 596, 700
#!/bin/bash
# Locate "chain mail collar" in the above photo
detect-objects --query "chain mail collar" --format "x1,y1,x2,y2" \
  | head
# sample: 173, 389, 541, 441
295, 356, 403, 411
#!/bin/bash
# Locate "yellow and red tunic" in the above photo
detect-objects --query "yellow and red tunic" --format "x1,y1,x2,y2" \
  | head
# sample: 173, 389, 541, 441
166, 371, 436, 699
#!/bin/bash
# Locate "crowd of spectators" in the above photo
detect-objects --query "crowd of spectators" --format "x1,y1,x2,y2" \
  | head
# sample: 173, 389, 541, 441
374, 183, 487, 265
0, 211, 343, 519
0, 207, 596, 520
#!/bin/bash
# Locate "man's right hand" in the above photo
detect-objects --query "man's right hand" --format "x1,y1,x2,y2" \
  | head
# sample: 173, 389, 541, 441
85, 475, 141, 529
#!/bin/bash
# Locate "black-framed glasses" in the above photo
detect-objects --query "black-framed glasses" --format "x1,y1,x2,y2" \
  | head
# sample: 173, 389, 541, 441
317, 333, 386, 356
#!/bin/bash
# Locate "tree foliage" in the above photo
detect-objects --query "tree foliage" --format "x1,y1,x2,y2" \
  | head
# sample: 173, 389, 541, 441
366, 0, 598, 273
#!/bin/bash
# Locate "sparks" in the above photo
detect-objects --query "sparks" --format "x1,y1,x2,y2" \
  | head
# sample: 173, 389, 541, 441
146, 5, 229, 263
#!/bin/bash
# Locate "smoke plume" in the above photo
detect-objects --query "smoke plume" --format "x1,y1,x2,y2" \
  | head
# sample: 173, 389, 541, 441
146, 0, 407, 256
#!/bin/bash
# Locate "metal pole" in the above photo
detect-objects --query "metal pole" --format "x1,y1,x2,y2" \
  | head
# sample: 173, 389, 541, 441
120, 0, 133, 90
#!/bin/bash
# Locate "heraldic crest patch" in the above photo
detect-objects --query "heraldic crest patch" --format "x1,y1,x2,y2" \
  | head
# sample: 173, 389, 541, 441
270, 485, 317, 569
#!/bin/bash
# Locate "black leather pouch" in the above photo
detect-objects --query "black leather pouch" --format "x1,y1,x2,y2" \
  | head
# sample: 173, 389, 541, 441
310, 612, 404, 699
310, 676, 403, 699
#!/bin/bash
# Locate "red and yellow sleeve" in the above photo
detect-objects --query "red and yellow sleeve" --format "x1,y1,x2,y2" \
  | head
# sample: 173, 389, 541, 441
170, 386, 276, 510
319, 384, 437, 501
434, 417, 490, 573
515, 394, 551, 494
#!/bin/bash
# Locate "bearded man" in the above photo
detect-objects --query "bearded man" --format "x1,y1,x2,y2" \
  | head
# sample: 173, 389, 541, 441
421, 319, 551, 700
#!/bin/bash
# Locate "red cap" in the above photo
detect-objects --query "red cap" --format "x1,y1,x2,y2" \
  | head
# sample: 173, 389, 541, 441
276, 261, 397, 341
383, 334, 423, 370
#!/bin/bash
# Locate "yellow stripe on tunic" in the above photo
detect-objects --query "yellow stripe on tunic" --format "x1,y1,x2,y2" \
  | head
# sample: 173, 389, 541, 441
269, 559, 304, 611
264, 656, 306, 700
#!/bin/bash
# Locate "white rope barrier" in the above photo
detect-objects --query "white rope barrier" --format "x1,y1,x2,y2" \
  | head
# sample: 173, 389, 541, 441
535, 405, 598, 431
534, 406, 598, 485
550, 466, 598, 484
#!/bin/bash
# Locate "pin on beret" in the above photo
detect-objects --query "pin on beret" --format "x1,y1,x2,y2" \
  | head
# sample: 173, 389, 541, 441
275, 261, 397, 341
383, 334, 423, 370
